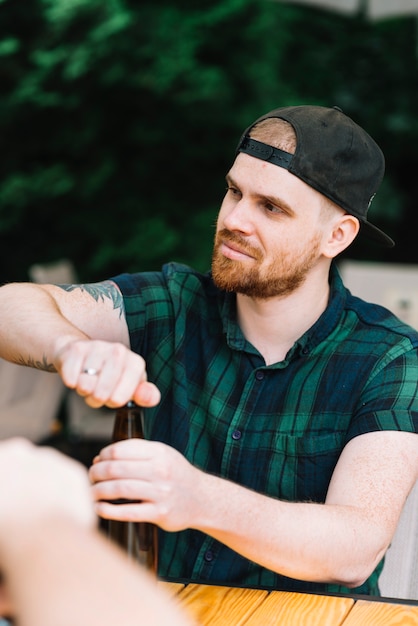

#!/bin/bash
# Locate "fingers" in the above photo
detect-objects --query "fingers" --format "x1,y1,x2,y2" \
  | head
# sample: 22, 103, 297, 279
89, 439, 197, 533
55, 339, 161, 408
133, 381, 161, 407
89, 442, 158, 522
94, 499, 156, 522
91, 477, 154, 507
89, 440, 153, 484
91, 438, 151, 462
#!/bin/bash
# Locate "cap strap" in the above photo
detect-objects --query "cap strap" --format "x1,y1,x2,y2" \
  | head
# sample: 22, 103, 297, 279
237, 136, 293, 169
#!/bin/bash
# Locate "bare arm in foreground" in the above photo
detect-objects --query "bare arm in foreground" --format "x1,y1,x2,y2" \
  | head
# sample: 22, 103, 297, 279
0, 439, 192, 626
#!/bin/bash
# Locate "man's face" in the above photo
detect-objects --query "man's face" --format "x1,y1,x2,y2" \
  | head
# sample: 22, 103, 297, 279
212, 153, 329, 299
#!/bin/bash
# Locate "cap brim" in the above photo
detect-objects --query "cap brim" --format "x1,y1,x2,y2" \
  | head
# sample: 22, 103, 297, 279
359, 220, 395, 247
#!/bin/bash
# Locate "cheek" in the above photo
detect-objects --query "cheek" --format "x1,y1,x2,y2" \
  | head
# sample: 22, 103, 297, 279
262, 228, 314, 266
263, 231, 290, 257
215, 200, 228, 228
217, 195, 234, 222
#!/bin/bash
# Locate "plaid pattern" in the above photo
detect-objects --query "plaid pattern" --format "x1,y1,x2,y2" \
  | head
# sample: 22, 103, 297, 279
112, 262, 418, 595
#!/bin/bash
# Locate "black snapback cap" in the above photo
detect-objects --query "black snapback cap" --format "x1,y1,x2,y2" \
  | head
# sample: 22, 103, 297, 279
236, 105, 394, 247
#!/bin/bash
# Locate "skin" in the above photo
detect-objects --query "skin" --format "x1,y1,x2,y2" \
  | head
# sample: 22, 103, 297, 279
212, 170, 324, 299
0, 439, 192, 626
0, 153, 417, 588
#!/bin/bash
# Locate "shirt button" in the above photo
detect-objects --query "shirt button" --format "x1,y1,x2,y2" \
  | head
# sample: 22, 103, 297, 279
232, 429, 242, 440
204, 550, 214, 562
255, 370, 265, 380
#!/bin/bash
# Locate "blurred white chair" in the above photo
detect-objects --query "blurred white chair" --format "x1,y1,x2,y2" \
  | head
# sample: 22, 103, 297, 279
338, 260, 418, 330
0, 260, 77, 442
0, 359, 65, 442
379, 480, 418, 600
0, 258, 114, 447
30, 259, 114, 442
28, 258, 76, 285
66, 392, 114, 441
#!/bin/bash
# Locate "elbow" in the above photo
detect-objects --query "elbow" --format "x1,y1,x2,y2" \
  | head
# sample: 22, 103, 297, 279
327, 566, 371, 589
342, 573, 369, 590
329, 549, 387, 589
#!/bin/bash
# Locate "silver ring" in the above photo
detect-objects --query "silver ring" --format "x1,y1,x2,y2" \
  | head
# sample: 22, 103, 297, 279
82, 368, 100, 376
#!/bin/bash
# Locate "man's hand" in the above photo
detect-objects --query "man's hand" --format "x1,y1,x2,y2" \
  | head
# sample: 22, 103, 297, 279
89, 439, 205, 532
0, 280, 160, 410
54, 338, 161, 409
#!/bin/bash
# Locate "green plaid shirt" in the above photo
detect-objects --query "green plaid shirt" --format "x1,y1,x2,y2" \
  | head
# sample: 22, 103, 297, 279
112, 262, 418, 595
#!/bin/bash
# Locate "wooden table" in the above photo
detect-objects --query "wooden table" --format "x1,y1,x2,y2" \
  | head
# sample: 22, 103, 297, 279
161, 581, 418, 625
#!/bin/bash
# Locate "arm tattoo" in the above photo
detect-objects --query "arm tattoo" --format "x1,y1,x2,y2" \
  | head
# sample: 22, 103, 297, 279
57, 280, 125, 318
17, 354, 56, 373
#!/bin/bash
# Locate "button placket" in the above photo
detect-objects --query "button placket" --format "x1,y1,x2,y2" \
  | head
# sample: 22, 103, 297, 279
204, 550, 215, 562
220, 369, 265, 477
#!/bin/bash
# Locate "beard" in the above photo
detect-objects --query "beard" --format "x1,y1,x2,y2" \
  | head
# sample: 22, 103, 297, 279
211, 228, 322, 299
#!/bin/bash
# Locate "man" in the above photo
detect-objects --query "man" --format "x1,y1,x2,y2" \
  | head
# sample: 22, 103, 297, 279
0, 105, 417, 596
0, 438, 192, 626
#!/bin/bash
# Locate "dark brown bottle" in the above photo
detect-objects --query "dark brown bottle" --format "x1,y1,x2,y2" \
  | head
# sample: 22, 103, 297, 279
107, 401, 158, 574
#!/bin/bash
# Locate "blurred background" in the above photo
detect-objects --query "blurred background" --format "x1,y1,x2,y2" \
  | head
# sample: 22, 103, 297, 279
0, 0, 417, 284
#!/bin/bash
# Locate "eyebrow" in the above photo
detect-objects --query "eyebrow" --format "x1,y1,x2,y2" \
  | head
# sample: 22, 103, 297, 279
225, 173, 296, 217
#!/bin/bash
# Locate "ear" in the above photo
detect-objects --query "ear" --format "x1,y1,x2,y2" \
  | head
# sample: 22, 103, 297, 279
322, 214, 360, 259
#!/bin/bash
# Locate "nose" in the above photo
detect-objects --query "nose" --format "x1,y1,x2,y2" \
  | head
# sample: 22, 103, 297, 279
221, 196, 254, 235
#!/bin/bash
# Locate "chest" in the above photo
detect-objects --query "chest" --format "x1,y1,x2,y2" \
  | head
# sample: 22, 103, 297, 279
147, 339, 369, 503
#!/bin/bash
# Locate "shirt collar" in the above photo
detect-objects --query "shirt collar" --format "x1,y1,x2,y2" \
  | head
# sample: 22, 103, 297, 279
217, 262, 348, 361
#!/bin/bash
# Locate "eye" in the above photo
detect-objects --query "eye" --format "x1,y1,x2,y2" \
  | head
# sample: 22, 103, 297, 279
226, 185, 241, 198
264, 202, 284, 215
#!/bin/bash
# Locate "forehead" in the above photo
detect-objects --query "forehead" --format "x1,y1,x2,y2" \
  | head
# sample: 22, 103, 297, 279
229, 153, 326, 213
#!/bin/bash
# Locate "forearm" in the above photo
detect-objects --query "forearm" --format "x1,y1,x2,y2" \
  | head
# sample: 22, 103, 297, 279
3, 519, 191, 626
91, 433, 415, 586
192, 472, 386, 587
0, 283, 88, 369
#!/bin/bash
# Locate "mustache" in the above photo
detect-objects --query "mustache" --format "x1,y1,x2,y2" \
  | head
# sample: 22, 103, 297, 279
216, 229, 262, 260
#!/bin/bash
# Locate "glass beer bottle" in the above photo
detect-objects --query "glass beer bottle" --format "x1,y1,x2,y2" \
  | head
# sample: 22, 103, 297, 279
107, 401, 158, 575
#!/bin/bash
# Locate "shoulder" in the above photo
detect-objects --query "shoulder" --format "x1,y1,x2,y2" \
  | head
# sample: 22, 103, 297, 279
112, 263, 215, 297
111, 263, 222, 319
345, 290, 418, 350
162, 263, 219, 298
328, 265, 418, 350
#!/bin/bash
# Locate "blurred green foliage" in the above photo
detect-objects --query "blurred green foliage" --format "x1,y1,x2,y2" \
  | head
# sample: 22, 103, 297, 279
0, 0, 417, 282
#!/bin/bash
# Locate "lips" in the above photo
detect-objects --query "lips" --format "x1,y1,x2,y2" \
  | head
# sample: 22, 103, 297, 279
223, 239, 251, 255
219, 238, 257, 261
